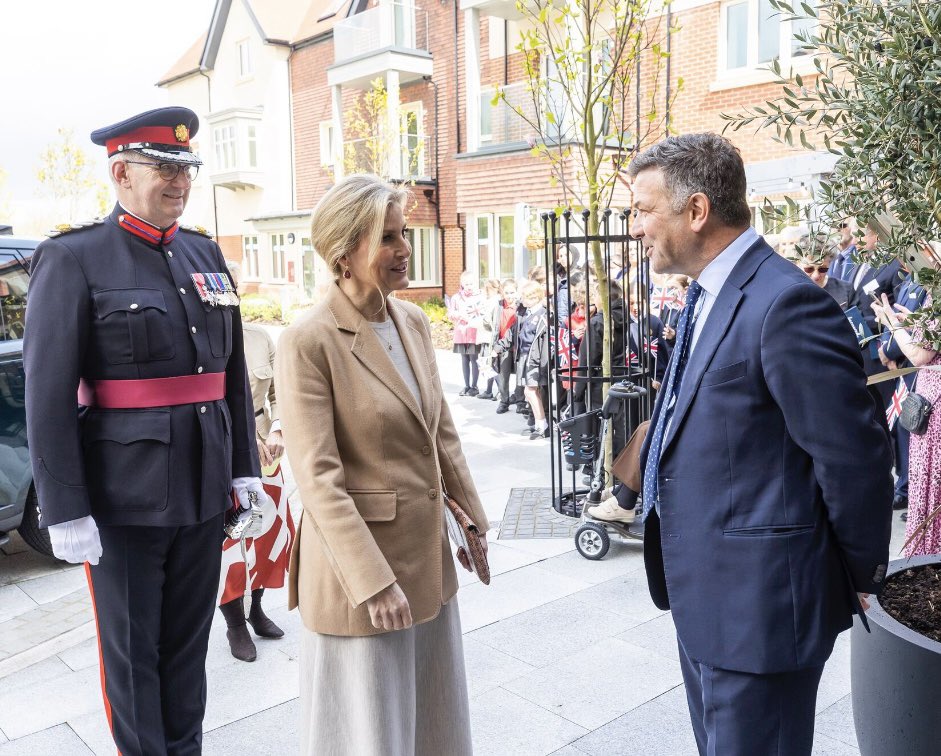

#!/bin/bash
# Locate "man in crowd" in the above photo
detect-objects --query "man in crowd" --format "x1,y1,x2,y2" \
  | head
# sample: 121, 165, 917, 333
829, 218, 857, 281
628, 133, 893, 755
24, 107, 262, 755
796, 232, 859, 312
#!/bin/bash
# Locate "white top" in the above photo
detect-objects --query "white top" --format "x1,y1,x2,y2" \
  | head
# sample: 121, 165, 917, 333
689, 227, 759, 355
369, 319, 422, 408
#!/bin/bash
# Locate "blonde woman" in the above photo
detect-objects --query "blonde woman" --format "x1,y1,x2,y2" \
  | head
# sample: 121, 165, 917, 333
275, 175, 489, 755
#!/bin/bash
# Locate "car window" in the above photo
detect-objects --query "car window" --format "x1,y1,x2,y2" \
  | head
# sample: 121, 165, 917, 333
0, 254, 28, 342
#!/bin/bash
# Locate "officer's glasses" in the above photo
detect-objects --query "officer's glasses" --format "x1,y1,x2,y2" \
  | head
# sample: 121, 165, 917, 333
124, 160, 199, 182
802, 264, 829, 274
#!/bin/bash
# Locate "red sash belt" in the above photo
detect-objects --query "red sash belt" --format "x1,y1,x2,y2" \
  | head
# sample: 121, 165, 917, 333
78, 372, 226, 409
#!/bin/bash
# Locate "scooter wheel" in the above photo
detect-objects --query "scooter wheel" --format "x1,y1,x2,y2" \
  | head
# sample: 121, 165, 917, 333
575, 522, 610, 560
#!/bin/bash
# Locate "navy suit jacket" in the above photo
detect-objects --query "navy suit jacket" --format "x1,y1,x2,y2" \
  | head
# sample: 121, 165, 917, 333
640, 236, 893, 675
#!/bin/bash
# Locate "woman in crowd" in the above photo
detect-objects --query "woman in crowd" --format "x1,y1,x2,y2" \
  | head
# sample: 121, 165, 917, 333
517, 281, 551, 439
218, 262, 294, 662
872, 282, 941, 557
448, 270, 485, 396
491, 278, 519, 414
476, 278, 503, 400
275, 174, 489, 755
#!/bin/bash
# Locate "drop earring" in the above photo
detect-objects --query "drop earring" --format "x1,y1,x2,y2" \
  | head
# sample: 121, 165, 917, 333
343, 269, 352, 279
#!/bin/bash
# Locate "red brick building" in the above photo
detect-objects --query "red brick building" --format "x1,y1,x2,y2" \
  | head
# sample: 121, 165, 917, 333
162, 0, 827, 303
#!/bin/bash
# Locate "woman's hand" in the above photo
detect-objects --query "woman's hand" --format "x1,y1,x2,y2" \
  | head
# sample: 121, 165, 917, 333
457, 532, 488, 573
872, 293, 912, 330
265, 430, 284, 461
256, 438, 273, 467
365, 583, 413, 631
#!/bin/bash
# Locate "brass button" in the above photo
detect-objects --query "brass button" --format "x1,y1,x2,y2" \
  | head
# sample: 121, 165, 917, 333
428, 488, 437, 500
167, 250, 174, 258
129, 303, 138, 310
191, 326, 197, 334
200, 405, 207, 414
422, 445, 430, 455
179, 288, 186, 294
197, 366, 204, 374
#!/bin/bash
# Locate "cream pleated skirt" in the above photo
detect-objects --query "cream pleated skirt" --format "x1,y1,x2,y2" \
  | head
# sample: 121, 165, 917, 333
299, 599, 473, 756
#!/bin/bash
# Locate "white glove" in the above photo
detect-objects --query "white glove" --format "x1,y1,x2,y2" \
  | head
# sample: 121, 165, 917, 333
227, 477, 267, 539
48, 515, 103, 565
233, 477, 266, 511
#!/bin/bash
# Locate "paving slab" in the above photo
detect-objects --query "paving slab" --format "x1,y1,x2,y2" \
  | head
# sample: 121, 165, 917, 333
0, 584, 37, 624
571, 699, 699, 755
816, 632, 852, 715
470, 687, 587, 756
203, 649, 299, 732
569, 570, 669, 628
57, 636, 99, 672
203, 699, 300, 756
815, 694, 858, 749
468, 595, 637, 669
0, 664, 100, 739
462, 636, 536, 698
16, 564, 87, 604
616, 611, 680, 663
503, 636, 684, 731
67, 710, 116, 756
811, 732, 860, 755
536, 546, 644, 586
458, 563, 591, 633
0, 723, 92, 755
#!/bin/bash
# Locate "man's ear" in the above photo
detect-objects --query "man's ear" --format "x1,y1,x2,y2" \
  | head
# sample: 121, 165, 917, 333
687, 192, 711, 233
111, 160, 130, 187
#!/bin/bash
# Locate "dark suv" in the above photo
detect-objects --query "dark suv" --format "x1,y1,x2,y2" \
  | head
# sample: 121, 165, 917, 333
0, 235, 53, 557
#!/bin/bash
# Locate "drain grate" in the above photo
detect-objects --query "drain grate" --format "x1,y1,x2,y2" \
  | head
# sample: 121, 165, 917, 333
497, 487, 582, 539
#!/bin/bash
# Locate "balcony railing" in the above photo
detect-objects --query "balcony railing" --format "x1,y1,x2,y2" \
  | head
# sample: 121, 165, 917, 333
334, 2, 429, 64
479, 83, 538, 147
341, 131, 430, 180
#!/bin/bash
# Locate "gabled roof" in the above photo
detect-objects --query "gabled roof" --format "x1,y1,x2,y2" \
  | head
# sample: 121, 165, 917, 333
157, 0, 355, 86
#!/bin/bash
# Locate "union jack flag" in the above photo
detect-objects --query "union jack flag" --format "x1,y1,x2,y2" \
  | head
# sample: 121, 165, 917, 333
669, 288, 686, 309
886, 379, 910, 430
650, 287, 675, 314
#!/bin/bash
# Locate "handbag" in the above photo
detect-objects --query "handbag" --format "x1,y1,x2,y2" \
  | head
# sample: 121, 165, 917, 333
899, 391, 933, 435
442, 489, 490, 585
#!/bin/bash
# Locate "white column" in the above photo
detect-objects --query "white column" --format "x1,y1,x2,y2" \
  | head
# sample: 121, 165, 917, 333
331, 85, 344, 180
464, 7, 481, 153
385, 70, 402, 179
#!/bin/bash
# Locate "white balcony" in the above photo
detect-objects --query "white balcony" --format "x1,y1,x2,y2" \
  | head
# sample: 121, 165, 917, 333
328, 2, 432, 89
459, 0, 524, 20
479, 82, 538, 147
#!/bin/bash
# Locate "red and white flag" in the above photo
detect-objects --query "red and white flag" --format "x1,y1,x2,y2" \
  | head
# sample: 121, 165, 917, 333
886, 379, 909, 430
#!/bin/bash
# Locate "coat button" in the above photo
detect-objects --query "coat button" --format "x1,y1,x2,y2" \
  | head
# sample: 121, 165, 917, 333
200, 405, 207, 414
197, 366, 204, 374
179, 288, 186, 294
422, 445, 430, 455
428, 488, 437, 500
191, 326, 197, 334
129, 303, 138, 310
167, 250, 174, 258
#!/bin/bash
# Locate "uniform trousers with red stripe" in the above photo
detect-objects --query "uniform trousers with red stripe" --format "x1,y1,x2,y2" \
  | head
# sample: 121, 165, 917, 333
86, 514, 223, 756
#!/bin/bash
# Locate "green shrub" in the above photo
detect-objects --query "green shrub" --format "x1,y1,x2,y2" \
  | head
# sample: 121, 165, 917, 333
418, 296, 449, 324
240, 295, 283, 323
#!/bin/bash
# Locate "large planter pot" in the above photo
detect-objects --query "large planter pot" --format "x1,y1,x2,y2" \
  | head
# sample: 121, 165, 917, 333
851, 555, 941, 756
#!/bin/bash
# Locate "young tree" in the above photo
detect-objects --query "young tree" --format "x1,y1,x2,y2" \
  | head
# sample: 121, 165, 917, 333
725, 0, 941, 342
36, 128, 109, 222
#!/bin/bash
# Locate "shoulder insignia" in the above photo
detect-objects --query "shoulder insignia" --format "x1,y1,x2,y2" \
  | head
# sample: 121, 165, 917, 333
46, 217, 104, 238
180, 224, 214, 239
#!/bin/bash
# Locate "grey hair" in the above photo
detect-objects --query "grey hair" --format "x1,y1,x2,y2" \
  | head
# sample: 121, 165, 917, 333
627, 133, 752, 228
797, 233, 835, 264
310, 174, 409, 279
107, 149, 152, 186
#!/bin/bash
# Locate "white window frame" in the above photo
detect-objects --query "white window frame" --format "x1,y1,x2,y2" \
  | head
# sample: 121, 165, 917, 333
212, 118, 262, 173
242, 235, 260, 280
214, 124, 237, 171
237, 38, 253, 79
474, 214, 494, 283
270, 233, 287, 281
319, 122, 336, 167
406, 227, 440, 286
400, 102, 425, 179
716, 0, 818, 87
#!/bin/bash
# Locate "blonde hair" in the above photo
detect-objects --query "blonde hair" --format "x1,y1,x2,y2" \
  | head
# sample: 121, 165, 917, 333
527, 265, 547, 285
310, 174, 409, 279
520, 280, 545, 307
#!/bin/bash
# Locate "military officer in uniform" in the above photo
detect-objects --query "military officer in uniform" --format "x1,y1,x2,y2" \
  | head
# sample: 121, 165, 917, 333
24, 106, 262, 755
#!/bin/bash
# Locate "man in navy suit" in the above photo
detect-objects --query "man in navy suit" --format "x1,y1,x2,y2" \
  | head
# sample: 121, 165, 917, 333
629, 134, 893, 755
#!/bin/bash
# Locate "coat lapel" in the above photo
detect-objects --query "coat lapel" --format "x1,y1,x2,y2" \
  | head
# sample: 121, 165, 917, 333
326, 284, 427, 431
661, 240, 771, 453
388, 298, 435, 427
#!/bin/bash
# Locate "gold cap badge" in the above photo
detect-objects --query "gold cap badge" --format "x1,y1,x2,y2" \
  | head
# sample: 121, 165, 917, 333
174, 124, 189, 143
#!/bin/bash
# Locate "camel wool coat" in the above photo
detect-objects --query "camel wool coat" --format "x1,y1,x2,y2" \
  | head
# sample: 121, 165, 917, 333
275, 282, 488, 636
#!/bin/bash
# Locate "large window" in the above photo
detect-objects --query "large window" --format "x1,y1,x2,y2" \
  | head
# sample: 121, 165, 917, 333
497, 215, 515, 278
270, 234, 287, 281
242, 236, 259, 279
406, 227, 440, 286
477, 216, 492, 281
722, 0, 816, 72
401, 103, 424, 178
214, 125, 237, 171
210, 115, 262, 173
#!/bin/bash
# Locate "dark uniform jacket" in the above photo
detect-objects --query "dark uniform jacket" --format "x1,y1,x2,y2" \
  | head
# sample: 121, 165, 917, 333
24, 204, 259, 528
881, 273, 927, 391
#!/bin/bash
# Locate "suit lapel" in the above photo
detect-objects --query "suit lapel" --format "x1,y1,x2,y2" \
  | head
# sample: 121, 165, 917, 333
661, 240, 770, 453
326, 284, 427, 431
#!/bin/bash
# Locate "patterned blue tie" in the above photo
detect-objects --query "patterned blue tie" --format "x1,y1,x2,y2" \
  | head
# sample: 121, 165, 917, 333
641, 281, 704, 521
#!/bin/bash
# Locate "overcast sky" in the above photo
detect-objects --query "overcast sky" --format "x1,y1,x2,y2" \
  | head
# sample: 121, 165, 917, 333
1, 0, 217, 197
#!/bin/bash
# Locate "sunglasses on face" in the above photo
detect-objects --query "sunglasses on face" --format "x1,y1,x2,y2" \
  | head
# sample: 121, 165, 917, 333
839, 222, 849, 229
802, 265, 829, 274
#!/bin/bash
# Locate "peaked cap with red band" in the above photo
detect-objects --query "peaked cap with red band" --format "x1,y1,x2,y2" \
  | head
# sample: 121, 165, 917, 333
91, 106, 202, 166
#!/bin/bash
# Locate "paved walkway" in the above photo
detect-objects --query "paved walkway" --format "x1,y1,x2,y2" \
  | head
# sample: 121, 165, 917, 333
0, 349, 907, 754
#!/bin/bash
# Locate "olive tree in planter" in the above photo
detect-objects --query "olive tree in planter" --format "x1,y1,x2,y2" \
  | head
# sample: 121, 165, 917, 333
725, 2, 941, 753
